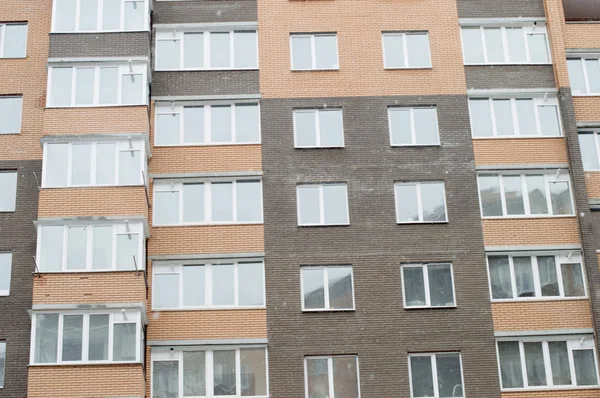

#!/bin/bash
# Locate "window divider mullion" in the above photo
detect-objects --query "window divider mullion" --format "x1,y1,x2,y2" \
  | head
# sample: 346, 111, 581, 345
108, 313, 114, 361
57, 314, 64, 363
120, 0, 125, 31
232, 180, 238, 222
205, 105, 211, 145
75, 0, 81, 31
533, 98, 543, 137
521, 174, 531, 215
230, 30, 235, 69
489, 98, 498, 138
402, 34, 409, 68
480, 27, 489, 64
409, 108, 417, 145
541, 341, 553, 387
90, 142, 97, 186
179, 105, 185, 144
519, 341, 529, 387
319, 185, 325, 225
82, 314, 90, 362
532, 256, 542, 298
311, 35, 317, 70
97, 0, 104, 31
233, 262, 240, 306
315, 110, 321, 147
111, 225, 117, 270
555, 256, 566, 298
179, 264, 184, 307
523, 27, 532, 64
431, 355, 439, 397
206, 263, 213, 307
0, 25, 5, 58
86, 225, 93, 271
501, 27, 510, 63
204, 32, 210, 69
179, 34, 184, 70
508, 256, 518, 299
235, 348, 242, 395
543, 173, 553, 216
423, 265, 431, 307
415, 184, 423, 222
581, 59, 591, 95
231, 104, 237, 144
510, 98, 520, 137
62, 226, 68, 271
328, 357, 335, 398
566, 341, 577, 387
323, 268, 330, 310
178, 183, 184, 224
498, 174, 508, 216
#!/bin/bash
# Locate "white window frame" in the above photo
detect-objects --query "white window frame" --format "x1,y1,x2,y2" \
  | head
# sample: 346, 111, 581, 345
153, 179, 264, 226
496, 335, 600, 391
29, 309, 143, 365
0, 341, 4, 388
0, 96, 23, 135
486, 251, 587, 301
289, 33, 339, 71
394, 182, 448, 224
400, 263, 456, 309
292, 108, 345, 148
381, 32, 432, 69
0, 171, 17, 212
36, 221, 145, 272
408, 352, 465, 398
579, 130, 600, 171
154, 30, 258, 71
468, 95, 563, 138
300, 265, 355, 312
460, 24, 551, 65
151, 346, 269, 398
296, 183, 350, 226
303, 355, 361, 398
388, 106, 440, 146
154, 102, 261, 146
46, 64, 148, 107
51, 0, 150, 33
477, 170, 575, 218
0, 252, 12, 296
568, 57, 600, 96
0, 23, 27, 58
152, 260, 266, 310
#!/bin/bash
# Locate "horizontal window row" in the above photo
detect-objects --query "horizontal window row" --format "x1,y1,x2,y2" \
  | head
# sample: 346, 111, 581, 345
0, 172, 17, 212
0, 253, 11, 296
0, 23, 27, 58
31, 310, 143, 365
53, 0, 148, 32
156, 30, 257, 71
0, 96, 22, 135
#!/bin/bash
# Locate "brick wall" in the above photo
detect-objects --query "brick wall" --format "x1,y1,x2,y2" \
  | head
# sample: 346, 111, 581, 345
43, 106, 149, 135
502, 390, 600, 398
473, 138, 569, 165
465, 65, 557, 90
492, 300, 593, 331
49, 32, 151, 58
151, 145, 262, 173
573, 97, 600, 122
585, 173, 600, 199
482, 217, 581, 246
456, 0, 545, 18
563, 23, 600, 48
153, 0, 257, 24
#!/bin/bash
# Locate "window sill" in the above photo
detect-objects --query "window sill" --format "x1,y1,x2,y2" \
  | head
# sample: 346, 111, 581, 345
404, 305, 457, 309
465, 62, 553, 67
0, 210, 16, 213
29, 361, 142, 367
0, 56, 26, 60
42, 184, 145, 189
492, 296, 588, 303
391, 143, 440, 147
45, 104, 148, 109
152, 306, 266, 312
482, 215, 577, 220
153, 222, 264, 228
155, 68, 259, 72
295, 146, 345, 149
155, 142, 261, 148
298, 223, 350, 227
572, 93, 600, 97
51, 30, 150, 34
302, 308, 355, 313
291, 68, 340, 72
396, 221, 448, 225
502, 385, 600, 392
384, 66, 432, 70
472, 135, 563, 140
0, 132, 21, 135
35, 269, 144, 274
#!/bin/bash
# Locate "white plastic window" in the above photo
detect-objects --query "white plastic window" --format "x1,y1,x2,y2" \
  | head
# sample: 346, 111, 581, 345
382, 32, 432, 68
293, 109, 344, 148
52, 0, 149, 32
0, 23, 28, 58
394, 182, 448, 223
290, 34, 339, 70
296, 184, 349, 226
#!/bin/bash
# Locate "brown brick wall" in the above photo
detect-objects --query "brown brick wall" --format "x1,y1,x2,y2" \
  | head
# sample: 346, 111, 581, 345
585, 173, 600, 199
27, 364, 145, 397
482, 218, 581, 246
151, 145, 262, 174
563, 23, 600, 49
492, 300, 593, 331
573, 97, 600, 122
502, 390, 600, 398
43, 106, 149, 135
473, 138, 569, 165
545, 0, 571, 88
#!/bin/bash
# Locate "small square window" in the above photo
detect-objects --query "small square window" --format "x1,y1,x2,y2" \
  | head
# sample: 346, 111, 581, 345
294, 109, 344, 148
291, 34, 339, 71
409, 353, 464, 398
301, 266, 354, 311
297, 183, 349, 226
0, 97, 23, 134
305, 356, 360, 398
1, 24, 28, 58
394, 182, 447, 223
383, 32, 431, 69
389, 107, 439, 145
402, 263, 455, 308
0, 172, 17, 212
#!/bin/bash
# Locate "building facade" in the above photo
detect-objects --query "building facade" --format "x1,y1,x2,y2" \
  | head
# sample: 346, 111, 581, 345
0, 0, 600, 397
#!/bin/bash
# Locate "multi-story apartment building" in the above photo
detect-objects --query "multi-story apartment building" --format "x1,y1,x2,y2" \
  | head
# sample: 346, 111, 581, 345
1, 0, 600, 397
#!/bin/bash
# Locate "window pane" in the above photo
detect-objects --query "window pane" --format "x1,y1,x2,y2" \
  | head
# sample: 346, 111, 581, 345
124, 1, 145, 30
526, 175, 548, 215
579, 134, 600, 170
79, 0, 98, 31
0, 172, 17, 211
539, 106, 561, 137
414, 108, 439, 145
113, 323, 136, 361
538, 256, 559, 296
314, 35, 338, 69
71, 144, 92, 185
389, 108, 412, 145
121, 74, 143, 105
55, 0, 77, 32
154, 273, 179, 309
494, 99, 514, 136
513, 257, 535, 298
99, 67, 118, 105
182, 184, 204, 223
403, 267, 426, 306
328, 267, 353, 309
421, 182, 446, 222
153, 361, 179, 398
183, 265, 205, 306
383, 34, 405, 68
436, 354, 463, 397
395, 184, 419, 222
0, 97, 22, 134
234, 31, 257, 68
306, 358, 330, 398
34, 314, 59, 363
568, 59, 587, 94
66, 226, 87, 270
516, 99, 537, 135
116, 234, 139, 270
550, 182, 573, 215
294, 111, 317, 147
211, 106, 232, 143
498, 342, 524, 388
470, 99, 494, 137
0, 343, 4, 388
524, 342, 547, 386
119, 150, 141, 185
488, 256, 513, 299
184, 352, 206, 396
428, 264, 454, 306
302, 268, 325, 309
212, 264, 234, 306
319, 110, 344, 147
238, 262, 264, 306
323, 184, 348, 224
586, 59, 600, 93
462, 28, 484, 63
561, 263, 585, 297
235, 104, 260, 143
4, 24, 28, 58
503, 175, 525, 215
214, 350, 236, 395
237, 181, 262, 223
574, 349, 599, 386
528, 34, 549, 63
210, 32, 231, 68
484, 28, 505, 63
92, 226, 113, 270
211, 182, 234, 222
157, 40, 180, 70
96, 143, 116, 184
154, 191, 179, 225
88, 314, 109, 361
155, 114, 180, 146
406, 34, 431, 67
184, 33, 204, 68
102, 0, 121, 30
62, 315, 83, 361
410, 356, 434, 397
291, 36, 312, 70
506, 28, 526, 63
298, 185, 320, 224
183, 107, 204, 144
50, 68, 73, 106
40, 226, 64, 272
332, 356, 359, 398
240, 348, 267, 396
0, 253, 11, 294
549, 341, 572, 385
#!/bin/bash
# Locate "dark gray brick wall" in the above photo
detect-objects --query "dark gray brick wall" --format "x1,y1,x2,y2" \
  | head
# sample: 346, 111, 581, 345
151, 70, 259, 96
456, 0, 546, 18
465, 65, 556, 90
153, 0, 257, 24
563, 0, 600, 21
592, 210, 600, 249
261, 95, 501, 398
48, 32, 151, 58
0, 160, 41, 398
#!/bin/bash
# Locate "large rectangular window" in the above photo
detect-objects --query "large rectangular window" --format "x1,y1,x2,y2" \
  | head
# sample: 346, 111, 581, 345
0, 23, 28, 58
53, 0, 148, 32
48, 64, 147, 107
469, 96, 562, 138
304, 356, 360, 398
0, 96, 23, 135
394, 182, 447, 223
477, 171, 574, 218
461, 25, 550, 65
568, 58, 600, 96
388, 107, 439, 146
31, 310, 142, 365
36, 222, 144, 272
301, 266, 354, 311
155, 30, 257, 70
579, 130, 600, 170
487, 252, 586, 300
0, 172, 17, 212
152, 347, 268, 398
497, 336, 599, 390
290, 34, 339, 71
296, 183, 349, 226
0, 253, 12, 296
382, 32, 432, 69
153, 261, 265, 310
155, 103, 260, 146
409, 353, 464, 398
293, 109, 344, 148
401, 263, 455, 308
